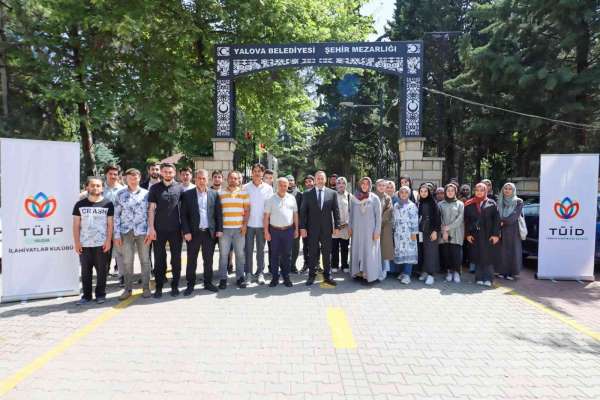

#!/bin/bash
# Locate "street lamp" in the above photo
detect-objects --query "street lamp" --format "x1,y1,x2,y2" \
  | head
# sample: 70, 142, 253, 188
340, 87, 385, 177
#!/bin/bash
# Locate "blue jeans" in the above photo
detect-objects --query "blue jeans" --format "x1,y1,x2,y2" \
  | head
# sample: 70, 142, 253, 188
218, 228, 245, 280
401, 263, 413, 276
245, 226, 266, 276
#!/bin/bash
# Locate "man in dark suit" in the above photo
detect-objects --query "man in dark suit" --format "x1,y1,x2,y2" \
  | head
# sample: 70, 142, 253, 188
181, 169, 223, 294
299, 171, 341, 286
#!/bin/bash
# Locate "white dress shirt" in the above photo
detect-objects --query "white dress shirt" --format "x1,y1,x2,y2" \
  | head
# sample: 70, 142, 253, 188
196, 189, 209, 229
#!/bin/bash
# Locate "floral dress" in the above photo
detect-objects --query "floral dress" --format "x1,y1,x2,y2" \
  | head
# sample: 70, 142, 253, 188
393, 201, 419, 265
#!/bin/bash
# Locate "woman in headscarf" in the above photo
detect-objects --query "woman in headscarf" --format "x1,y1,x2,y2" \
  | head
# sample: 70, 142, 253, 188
497, 182, 524, 280
393, 186, 419, 284
464, 182, 501, 286
458, 183, 474, 272
438, 183, 464, 283
399, 176, 418, 203
376, 179, 394, 278
332, 177, 352, 273
416, 183, 441, 285
348, 177, 382, 284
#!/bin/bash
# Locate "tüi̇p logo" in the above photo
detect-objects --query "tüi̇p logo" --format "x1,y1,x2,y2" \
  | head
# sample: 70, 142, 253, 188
24, 192, 57, 218
553, 197, 580, 220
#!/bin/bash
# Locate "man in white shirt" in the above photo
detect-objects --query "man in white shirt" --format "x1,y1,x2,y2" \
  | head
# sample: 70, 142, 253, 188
244, 163, 273, 285
264, 177, 298, 287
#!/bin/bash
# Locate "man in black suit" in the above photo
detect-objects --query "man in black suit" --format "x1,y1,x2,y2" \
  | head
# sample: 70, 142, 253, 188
299, 170, 341, 286
181, 169, 223, 294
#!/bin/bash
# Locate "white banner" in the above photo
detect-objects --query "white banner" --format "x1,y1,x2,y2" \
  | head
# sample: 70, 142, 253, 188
538, 154, 599, 281
1, 138, 80, 302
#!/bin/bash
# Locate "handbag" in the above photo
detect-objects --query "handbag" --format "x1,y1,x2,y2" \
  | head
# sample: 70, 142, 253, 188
518, 214, 528, 241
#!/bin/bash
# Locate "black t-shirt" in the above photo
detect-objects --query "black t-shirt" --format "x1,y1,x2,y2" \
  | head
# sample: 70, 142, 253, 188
72, 198, 114, 247
148, 181, 183, 231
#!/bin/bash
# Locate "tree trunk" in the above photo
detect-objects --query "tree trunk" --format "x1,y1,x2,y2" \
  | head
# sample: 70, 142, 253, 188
70, 25, 96, 176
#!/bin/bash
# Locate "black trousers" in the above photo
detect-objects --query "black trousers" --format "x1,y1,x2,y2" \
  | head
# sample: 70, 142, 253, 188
301, 237, 309, 268
154, 230, 182, 290
186, 230, 216, 288
80, 246, 108, 300
308, 231, 332, 279
291, 236, 300, 270
332, 238, 350, 269
440, 243, 462, 272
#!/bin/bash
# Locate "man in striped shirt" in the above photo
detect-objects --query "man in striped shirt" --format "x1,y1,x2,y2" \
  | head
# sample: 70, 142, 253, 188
217, 170, 250, 289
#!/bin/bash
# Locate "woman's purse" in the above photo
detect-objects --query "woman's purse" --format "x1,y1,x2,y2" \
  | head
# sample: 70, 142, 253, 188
518, 213, 528, 241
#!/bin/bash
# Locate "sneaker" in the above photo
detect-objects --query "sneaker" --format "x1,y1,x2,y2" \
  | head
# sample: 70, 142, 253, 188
332, 267, 339, 273
257, 274, 266, 285
425, 275, 434, 285
400, 275, 411, 285
397, 273, 404, 281
342, 267, 349, 273
483, 281, 492, 287
506, 275, 515, 281
118, 290, 131, 301
445, 272, 453, 282
237, 277, 247, 289
476, 280, 484, 286
453, 272, 461, 283
95, 297, 105, 304
76, 298, 91, 306
142, 288, 152, 298
418, 272, 428, 281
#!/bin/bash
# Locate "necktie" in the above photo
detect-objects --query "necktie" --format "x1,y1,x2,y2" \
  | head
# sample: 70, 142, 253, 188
318, 189, 322, 210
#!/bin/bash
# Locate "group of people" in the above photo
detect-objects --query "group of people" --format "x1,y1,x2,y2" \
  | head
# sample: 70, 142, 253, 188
72, 162, 524, 305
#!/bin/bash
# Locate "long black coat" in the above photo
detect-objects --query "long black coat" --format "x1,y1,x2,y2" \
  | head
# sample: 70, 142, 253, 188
464, 198, 501, 267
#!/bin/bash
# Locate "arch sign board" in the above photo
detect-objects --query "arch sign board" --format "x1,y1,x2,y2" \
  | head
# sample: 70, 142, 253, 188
214, 41, 423, 139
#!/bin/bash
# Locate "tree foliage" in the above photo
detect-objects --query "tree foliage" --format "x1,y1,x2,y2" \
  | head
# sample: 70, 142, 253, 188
2, 0, 372, 176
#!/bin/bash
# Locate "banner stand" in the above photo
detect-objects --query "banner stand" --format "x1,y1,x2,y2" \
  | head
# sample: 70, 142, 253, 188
1, 138, 81, 303
537, 154, 598, 282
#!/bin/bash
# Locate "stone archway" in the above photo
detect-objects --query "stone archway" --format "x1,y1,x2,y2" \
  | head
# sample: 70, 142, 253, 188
194, 41, 440, 182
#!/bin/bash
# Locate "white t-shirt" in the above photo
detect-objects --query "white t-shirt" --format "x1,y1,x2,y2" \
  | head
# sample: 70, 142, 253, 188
243, 181, 273, 228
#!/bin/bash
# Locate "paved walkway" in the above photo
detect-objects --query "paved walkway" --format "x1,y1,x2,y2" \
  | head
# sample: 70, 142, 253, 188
0, 254, 599, 399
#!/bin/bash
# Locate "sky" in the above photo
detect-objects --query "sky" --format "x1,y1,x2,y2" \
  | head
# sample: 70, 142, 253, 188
361, 0, 395, 41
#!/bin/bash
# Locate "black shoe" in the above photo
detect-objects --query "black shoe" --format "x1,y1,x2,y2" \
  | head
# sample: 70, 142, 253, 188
204, 283, 219, 292
171, 287, 180, 297
306, 276, 315, 286
153, 289, 162, 299
284, 279, 293, 287
183, 287, 194, 296
323, 278, 337, 286
237, 277, 247, 289
218, 279, 227, 290
290, 267, 299, 274
269, 279, 278, 287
